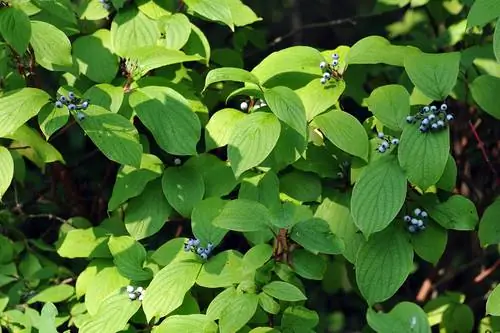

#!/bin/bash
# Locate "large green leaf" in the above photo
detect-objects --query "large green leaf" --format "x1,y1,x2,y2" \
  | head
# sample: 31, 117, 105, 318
126, 46, 202, 74
110, 6, 159, 57
264, 86, 307, 138
280, 171, 321, 202
129, 86, 201, 155
404, 52, 461, 100
411, 222, 447, 265
367, 302, 431, 333
356, 228, 414, 304
487, 284, 500, 316
30, 21, 72, 70
313, 110, 369, 161
81, 291, 141, 333
143, 261, 202, 321
494, 18, 500, 62
204, 68, 261, 91
470, 75, 500, 119
28, 285, 74, 304
226, 0, 261, 26
183, 0, 234, 31
191, 198, 228, 247
347, 36, 420, 66
242, 244, 273, 271
0, 88, 50, 138
351, 156, 407, 237
153, 314, 218, 333
296, 77, 346, 121
367, 85, 411, 131
207, 287, 236, 320
162, 165, 205, 217
56, 227, 111, 259
108, 154, 163, 211
108, 236, 152, 280
291, 218, 344, 255
466, 0, 500, 28
73, 29, 119, 83
213, 199, 272, 232
0, 7, 31, 54
158, 13, 192, 50
290, 249, 326, 280
239, 171, 281, 212
38, 302, 58, 333
262, 281, 307, 302
205, 108, 246, 151
0, 146, 14, 200
436, 154, 457, 192
478, 198, 500, 247
183, 24, 211, 64
151, 238, 198, 267
398, 124, 450, 189
83, 83, 124, 114
37, 104, 69, 140
77, 105, 142, 167
219, 293, 259, 333
281, 306, 319, 332
196, 250, 244, 288
227, 112, 281, 177
426, 195, 479, 230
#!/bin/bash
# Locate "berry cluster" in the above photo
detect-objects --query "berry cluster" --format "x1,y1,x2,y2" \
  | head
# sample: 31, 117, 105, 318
184, 238, 214, 260
375, 132, 399, 153
98, 0, 112, 10
405, 103, 454, 133
126, 285, 145, 301
54, 91, 89, 121
319, 53, 341, 85
404, 208, 428, 234
240, 99, 267, 112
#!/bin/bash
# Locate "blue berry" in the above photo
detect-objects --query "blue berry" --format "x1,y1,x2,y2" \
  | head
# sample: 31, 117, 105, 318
68, 91, 75, 100
136, 287, 144, 293
81, 101, 89, 109
76, 111, 85, 121
381, 141, 389, 149
98, 0, 105, 2
200, 252, 208, 260
377, 146, 386, 153
446, 114, 454, 121
404, 215, 411, 222
319, 61, 326, 69
422, 118, 429, 125
422, 106, 430, 113
207, 242, 214, 250
428, 114, 436, 121
193, 239, 200, 246
196, 247, 204, 255
411, 218, 419, 225
55, 101, 63, 108
183, 244, 191, 252
406, 116, 415, 123
320, 77, 327, 85
332, 59, 339, 66
437, 120, 445, 127
59, 96, 67, 103
419, 125, 428, 132
332, 53, 339, 60
68, 104, 76, 111
408, 225, 417, 233
440, 104, 448, 111
323, 72, 331, 80
128, 293, 137, 300
187, 239, 195, 246
420, 211, 428, 218
430, 106, 437, 113
391, 138, 399, 145
416, 219, 424, 228
126, 285, 134, 293
414, 208, 422, 216
431, 123, 438, 130
377, 132, 384, 139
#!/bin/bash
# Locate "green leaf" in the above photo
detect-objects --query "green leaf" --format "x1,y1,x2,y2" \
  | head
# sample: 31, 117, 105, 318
466, 0, 500, 28
56, 227, 111, 259
313, 110, 369, 161
108, 236, 152, 280
404, 52, 461, 100
442, 303, 475, 333
110, 7, 159, 57
38, 302, 58, 333
78, 0, 109, 20
83, 84, 124, 114
296, 77, 346, 121
143, 261, 202, 321
351, 157, 407, 236
291, 218, 344, 255
239, 171, 281, 211
162, 165, 205, 217
219, 293, 259, 333
207, 287, 236, 320
153, 314, 218, 333
127, 46, 202, 74
228, 112, 281, 177
0, 7, 31, 54
470, 75, 500, 119
290, 249, 326, 280
367, 85, 411, 131
28, 285, 74, 304
183, 0, 234, 31
262, 122, 307, 172
129, 86, 201, 155
196, 250, 244, 288
6, 125, 64, 164
213, 199, 273, 232
191, 197, 228, 247
398, 124, 450, 189
151, 238, 198, 267
259, 293, 280, 315
436, 154, 457, 192
0, 146, 14, 200
478, 198, 500, 247
205, 108, 246, 151
263, 281, 307, 302
37, 104, 69, 140
73, 29, 119, 83
494, 18, 500, 62
0, 88, 50, 138
81, 291, 141, 333
226, 0, 261, 26
159, 13, 192, 50
204, 67, 261, 91
280, 171, 321, 202
270, 202, 313, 230
264, 86, 307, 138
356, 228, 414, 304
367, 302, 431, 333
30, 21, 72, 70
487, 284, 500, 316
76, 105, 142, 167
185, 153, 238, 197
427, 195, 479, 230
183, 24, 211, 64
243, 244, 273, 271
281, 306, 319, 331
108, 154, 163, 211
347, 36, 420, 66
411, 222, 447, 265
249, 328, 281, 333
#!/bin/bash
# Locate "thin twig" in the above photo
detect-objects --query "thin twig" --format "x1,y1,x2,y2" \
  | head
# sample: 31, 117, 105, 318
26, 213, 68, 224
468, 120, 499, 185
474, 259, 500, 283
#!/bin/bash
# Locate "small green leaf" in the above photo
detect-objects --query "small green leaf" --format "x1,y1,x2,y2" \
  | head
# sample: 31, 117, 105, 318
466, 0, 500, 28
291, 218, 344, 255
259, 293, 280, 314
158, 13, 192, 50
296, 77, 346, 121
76, 105, 142, 167
38, 302, 58, 333
183, 0, 234, 31
487, 284, 500, 316
143, 261, 202, 321
28, 285, 74, 304
367, 85, 411, 130
30, 21, 72, 70
281, 306, 319, 331
347, 36, 420, 66
263, 281, 307, 302
183, 24, 211, 64
436, 155, 457, 192
108, 236, 152, 280
313, 110, 369, 161
291, 249, 326, 280
239, 171, 281, 211
219, 293, 259, 333
228, 112, 281, 177
192, 197, 228, 247
56, 227, 111, 259
205, 108, 246, 151
207, 287, 236, 320
264, 86, 307, 139
162, 165, 205, 217
427, 195, 479, 230
0, 88, 50, 138
153, 314, 218, 333
127, 46, 202, 74
470, 75, 500, 119
6, 125, 64, 164
204, 67, 260, 91
356, 228, 414, 304
404, 52, 461, 100
270, 202, 313, 230
130, 86, 201, 155
83, 84, 124, 114
478, 198, 500, 247
367, 302, 431, 333
151, 238, 198, 267
398, 124, 450, 189
37, 104, 69, 140
442, 303, 475, 333
196, 250, 244, 288
411, 222, 447, 265
280, 171, 321, 202
0, 7, 31, 54
243, 244, 273, 271
226, 0, 261, 26
213, 199, 273, 232
351, 156, 407, 236
0, 146, 14, 200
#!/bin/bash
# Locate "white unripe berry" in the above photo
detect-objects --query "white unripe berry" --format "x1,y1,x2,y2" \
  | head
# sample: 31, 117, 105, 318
420, 211, 428, 218
430, 106, 437, 112
240, 101, 248, 111
174, 158, 181, 165
422, 106, 430, 113
440, 104, 447, 111
332, 53, 339, 60
414, 208, 422, 216
138, 294, 144, 301
136, 287, 144, 294
377, 132, 385, 138
320, 77, 327, 85
332, 59, 339, 66
126, 285, 134, 293
319, 61, 326, 69
129, 293, 137, 300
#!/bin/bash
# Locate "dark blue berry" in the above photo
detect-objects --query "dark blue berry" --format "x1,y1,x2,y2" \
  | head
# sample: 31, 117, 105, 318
323, 72, 331, 80
319, 61, 326, 70
414, 208, 422, 216
408, 225, 417, 233
420, 211, 428, 218
430, 106, 437, 113
200, 252, 208, 260
320, 77, 327, 85
55, 101, 63, 108
332, 53, 339, 60
431, 123, 438, 130
419, 125, 428, 132
196, 247, 204, 255
440, 104, 447, 111
437, 120, 445, 127
81, 101, 89, 109
446, 114, 454, 121
68, 91, 75, 100
406, 116, 415, 123
422, 106, 430, 113
332, 59, 339, 66
404, 215, 411, 222
59, 96, 67, 103
380, 140, 389, 149
76, 111, 85, 121
377, 146, 386, 153
421, 118, 429, 125
391, 138, 399, 145
377, 132, 384, 139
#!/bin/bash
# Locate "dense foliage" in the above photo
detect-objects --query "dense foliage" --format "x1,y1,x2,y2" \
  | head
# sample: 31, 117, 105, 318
0, 0, 499, 332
